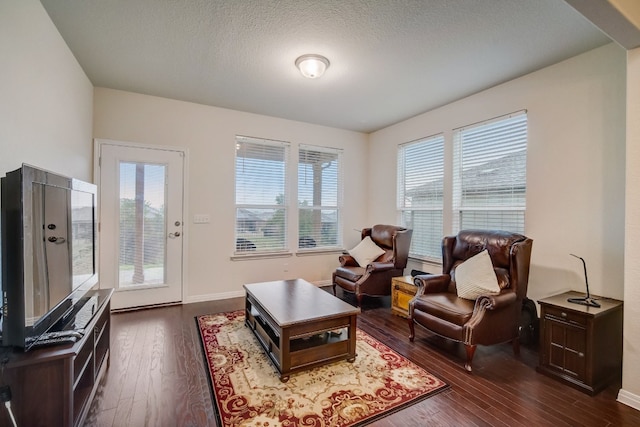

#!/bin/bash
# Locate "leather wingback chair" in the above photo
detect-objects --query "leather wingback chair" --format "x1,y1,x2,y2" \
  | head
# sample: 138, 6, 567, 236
333, 225, 412, 306
408, 230, 533, 372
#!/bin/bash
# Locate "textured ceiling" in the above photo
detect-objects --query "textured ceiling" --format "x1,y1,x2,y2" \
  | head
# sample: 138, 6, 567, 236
40, 0, 611, 133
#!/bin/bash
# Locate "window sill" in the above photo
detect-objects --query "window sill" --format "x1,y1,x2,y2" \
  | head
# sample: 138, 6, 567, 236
230, 251, 293, 261
408, 256, 442, 266
296, 248, 344, 257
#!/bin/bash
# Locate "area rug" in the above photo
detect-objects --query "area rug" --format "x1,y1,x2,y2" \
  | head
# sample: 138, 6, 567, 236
196, 311, 448, 427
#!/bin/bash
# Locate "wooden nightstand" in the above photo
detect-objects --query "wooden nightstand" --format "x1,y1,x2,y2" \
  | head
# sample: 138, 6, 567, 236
536, 291, 623, 395
391, 275, 417, 318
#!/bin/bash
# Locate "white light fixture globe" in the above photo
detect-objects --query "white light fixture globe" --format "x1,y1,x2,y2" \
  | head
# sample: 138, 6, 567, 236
295, 54, 330, 79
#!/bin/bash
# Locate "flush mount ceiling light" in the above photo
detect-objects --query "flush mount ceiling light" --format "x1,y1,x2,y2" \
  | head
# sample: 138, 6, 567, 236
295, 54, 330, 79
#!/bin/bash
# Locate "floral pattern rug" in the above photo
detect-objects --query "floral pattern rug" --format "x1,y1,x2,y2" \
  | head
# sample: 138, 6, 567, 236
197, 311, 448, 427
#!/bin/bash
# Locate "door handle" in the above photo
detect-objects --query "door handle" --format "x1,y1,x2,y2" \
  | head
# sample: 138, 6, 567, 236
47, 236, 66, 244
169, 232, 181, 238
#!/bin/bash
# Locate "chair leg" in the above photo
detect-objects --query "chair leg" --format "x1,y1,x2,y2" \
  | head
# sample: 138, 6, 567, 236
408, 319, 415, 342
356, 293, 363, 307
332, 283, 337, 296
464, 344, 476, 372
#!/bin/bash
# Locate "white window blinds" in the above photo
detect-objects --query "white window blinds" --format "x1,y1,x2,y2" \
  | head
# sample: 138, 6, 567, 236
452, 111, 527, 234
298, 145, 342, 249
397, 134, 444, 260
235, 136, 290, 253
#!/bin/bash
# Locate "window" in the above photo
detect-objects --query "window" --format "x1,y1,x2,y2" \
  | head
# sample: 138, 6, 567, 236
298, 145, 342, 250
452, 111, 527, 233
235, 136, 289, 253
119, 163, 166, 286
397, 134, 445, 260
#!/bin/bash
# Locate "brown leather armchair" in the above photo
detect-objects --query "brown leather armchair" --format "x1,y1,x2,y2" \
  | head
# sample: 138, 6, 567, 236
333, 225, 412, 306
408, 230, 533, 372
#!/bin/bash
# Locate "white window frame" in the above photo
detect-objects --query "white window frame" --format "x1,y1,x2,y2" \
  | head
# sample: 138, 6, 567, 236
234, 135, 290, 256
297, 144, 344, 252
452, 111, 528, 234
397, 134, 445, 261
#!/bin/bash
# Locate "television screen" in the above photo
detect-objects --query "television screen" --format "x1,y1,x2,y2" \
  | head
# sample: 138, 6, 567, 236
26, 181, 96, 328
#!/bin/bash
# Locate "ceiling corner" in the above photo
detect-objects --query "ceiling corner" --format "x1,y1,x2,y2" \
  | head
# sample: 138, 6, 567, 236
563, 0, 640, 49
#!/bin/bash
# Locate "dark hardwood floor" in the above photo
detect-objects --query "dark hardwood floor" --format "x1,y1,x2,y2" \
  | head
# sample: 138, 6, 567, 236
84, 289, 640, 427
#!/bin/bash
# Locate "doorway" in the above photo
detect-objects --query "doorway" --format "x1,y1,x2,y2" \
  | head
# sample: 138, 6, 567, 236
96, 140, 186, 310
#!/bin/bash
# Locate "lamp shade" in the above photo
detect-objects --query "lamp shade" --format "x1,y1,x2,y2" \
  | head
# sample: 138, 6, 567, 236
295, 54, 330, 79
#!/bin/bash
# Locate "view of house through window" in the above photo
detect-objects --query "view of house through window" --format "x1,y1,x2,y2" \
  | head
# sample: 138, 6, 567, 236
397, 134, 445, 260
234, 137, 344, 255
453, 111, 527, 234
298, 145, 342, 250
235, 136, 289, 253
397, 111, 527, 261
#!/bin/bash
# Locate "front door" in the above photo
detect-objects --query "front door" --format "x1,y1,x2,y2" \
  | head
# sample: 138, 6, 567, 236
97, 140, 185, 310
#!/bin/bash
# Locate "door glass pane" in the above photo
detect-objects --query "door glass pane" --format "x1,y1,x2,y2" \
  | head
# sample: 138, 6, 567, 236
118, 162, 167, 288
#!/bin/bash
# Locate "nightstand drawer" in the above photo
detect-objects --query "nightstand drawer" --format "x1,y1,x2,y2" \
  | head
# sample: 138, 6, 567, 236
544, 306, 587, 326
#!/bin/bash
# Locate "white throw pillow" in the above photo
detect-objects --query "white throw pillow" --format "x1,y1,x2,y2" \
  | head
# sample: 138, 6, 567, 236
349, 236, 385, 267
455, 249, 501, 300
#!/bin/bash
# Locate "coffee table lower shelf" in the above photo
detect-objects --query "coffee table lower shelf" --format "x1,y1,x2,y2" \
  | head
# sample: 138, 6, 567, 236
245, 294, 357, 382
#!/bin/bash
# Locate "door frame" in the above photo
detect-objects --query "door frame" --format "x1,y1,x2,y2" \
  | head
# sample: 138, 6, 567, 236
93, 138, 189, 307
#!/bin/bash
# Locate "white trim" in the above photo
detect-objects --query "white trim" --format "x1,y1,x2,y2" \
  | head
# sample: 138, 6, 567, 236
617, 388, 640, 411
184, 281, 332, 304
94, 138, 187, 154
397, 134, 445, 260
184, 290, 245, 304
93, 138, 189, 307
180, 148, 190, 306
296, 248, 344, 256
230, 252, 293, 261
452, 109, 527, 132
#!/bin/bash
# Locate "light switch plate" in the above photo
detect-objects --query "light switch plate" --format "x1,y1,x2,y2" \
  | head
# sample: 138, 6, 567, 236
193, 214, 210, 224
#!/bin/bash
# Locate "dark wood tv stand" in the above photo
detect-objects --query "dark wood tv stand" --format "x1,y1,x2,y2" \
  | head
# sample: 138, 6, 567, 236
0, 288, 113, 427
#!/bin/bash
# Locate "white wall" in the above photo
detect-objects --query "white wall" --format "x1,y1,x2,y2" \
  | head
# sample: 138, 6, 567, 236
4, 1, 639, 407
93, 89, 368, 301
0, 0, 93, 181
369, 43, 627, 303
620, 46, 640, 408
0, 0, 93, 299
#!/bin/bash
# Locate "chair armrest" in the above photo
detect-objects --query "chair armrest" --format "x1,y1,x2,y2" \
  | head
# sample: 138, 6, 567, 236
476, 291, 517, 310
366, 262, 395, 273
414, 274, 451, 296
339, 255, 359, 267
408, 274, 452, 317
466, 291, 519, 332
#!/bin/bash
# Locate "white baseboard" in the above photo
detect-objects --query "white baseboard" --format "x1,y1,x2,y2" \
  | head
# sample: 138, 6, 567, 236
617, 388, 640, 412
184, 280, 331, 304
184, 290, 245, 304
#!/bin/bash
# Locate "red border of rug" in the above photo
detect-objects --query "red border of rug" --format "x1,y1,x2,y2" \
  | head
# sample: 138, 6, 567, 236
196, 311, 449, 426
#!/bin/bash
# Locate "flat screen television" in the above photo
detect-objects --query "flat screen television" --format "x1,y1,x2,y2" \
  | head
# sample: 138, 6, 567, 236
1, 164, 98, 350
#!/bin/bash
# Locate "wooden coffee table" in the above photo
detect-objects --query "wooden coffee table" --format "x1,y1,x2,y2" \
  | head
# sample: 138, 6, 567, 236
244, 278, 360, 382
